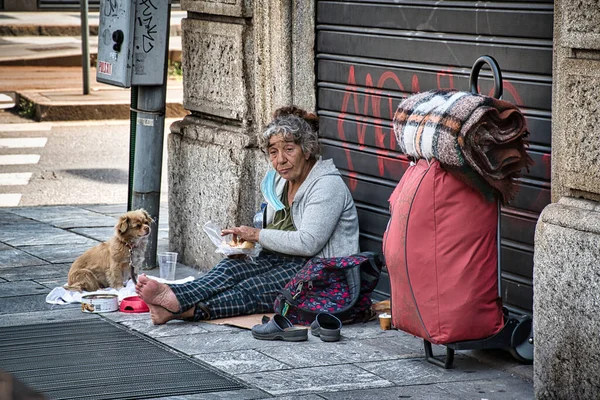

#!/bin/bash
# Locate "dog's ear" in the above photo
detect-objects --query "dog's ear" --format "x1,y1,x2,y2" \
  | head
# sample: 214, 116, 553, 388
141, 209, 153, 224
118, 216, 129, 233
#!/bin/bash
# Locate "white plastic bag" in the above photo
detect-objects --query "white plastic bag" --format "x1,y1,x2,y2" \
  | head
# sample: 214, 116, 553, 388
203, 221, 262, 258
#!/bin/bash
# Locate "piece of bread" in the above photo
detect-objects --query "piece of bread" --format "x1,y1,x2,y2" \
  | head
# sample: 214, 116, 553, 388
228, 239, 255, 249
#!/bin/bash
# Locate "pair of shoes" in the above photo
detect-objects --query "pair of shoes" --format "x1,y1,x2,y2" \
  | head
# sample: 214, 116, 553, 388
252, 314, 308, 342
310, 312, 342, 342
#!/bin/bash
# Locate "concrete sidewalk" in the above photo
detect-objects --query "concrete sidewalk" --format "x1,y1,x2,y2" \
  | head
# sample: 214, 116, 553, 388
0, 204, 534, 399
0, 11, 186, 121
0, 11, 184, 37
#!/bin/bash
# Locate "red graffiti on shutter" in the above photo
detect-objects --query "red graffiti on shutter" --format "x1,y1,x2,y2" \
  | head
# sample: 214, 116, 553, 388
336, 67, 528, 187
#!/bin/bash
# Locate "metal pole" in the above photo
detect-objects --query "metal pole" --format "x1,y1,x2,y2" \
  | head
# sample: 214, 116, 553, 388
80, 0, 90, 95
131, 3, 172, 269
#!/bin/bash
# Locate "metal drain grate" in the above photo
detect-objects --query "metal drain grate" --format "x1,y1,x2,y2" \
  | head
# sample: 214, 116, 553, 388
0, 319, 247, 400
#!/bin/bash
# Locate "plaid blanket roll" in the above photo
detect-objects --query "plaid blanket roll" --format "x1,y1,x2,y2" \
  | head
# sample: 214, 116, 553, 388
393, 90, 533, 203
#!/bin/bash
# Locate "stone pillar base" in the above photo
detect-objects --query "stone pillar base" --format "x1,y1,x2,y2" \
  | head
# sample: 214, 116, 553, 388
534, 197, 600, 399
168, 116, 264, 271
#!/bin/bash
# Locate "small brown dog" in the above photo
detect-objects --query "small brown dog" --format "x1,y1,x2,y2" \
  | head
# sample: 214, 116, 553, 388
65, 209, 153, 292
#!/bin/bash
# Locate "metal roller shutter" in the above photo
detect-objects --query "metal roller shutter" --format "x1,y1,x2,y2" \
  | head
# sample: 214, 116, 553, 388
316, 0, 553, 315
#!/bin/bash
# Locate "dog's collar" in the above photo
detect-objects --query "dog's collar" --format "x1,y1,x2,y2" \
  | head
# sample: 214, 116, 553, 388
126, 242, 138, 250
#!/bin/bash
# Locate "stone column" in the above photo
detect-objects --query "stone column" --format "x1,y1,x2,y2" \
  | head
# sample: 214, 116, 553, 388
534, 1, 600, 398
168, 0, 315, 270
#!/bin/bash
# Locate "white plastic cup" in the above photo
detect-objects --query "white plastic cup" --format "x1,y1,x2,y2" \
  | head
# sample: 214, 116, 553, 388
158, 252, 177, 281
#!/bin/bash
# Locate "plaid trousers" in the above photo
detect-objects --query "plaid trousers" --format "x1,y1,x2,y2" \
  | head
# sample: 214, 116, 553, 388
169, 251, 307, 321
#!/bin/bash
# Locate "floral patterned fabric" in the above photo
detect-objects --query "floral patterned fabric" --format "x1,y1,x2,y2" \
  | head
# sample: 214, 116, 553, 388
274, 252, 383, 326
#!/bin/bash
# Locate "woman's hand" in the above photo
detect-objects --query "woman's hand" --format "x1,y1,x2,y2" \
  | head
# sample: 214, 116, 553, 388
221, 225, 260, 243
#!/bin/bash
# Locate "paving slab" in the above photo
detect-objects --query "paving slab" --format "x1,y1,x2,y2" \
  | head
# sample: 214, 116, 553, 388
358, 356, 513, 386
19, 241, 98, 263
0, 280, 50, 297
357, 335, 446, 358
69, 226, 114, 241
333, 320, 403, 340
257, 340, 404, 368
80, 203, 128, 216
159, 329, 300, 355
0, 293, 70, 313
320, 384, 461, 400
436, 379, 534, 400
0, 224, 99, 246
193, 349, 292, 375
33, 277, 68, 289
0, 210, 43, 225
145, 388, 268, 400
119, 318, 214, 337
238, 364, 393, 396
0, 262, 71, 281
0, 247, 48, 268
7, 205, 118, 228
465, 348, 534, 381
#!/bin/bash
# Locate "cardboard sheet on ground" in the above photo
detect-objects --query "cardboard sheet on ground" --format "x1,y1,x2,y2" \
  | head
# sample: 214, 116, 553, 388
206, 313, 275, 330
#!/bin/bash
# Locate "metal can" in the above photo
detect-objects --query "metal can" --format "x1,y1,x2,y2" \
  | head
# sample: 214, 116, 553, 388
81, 294, 118, 313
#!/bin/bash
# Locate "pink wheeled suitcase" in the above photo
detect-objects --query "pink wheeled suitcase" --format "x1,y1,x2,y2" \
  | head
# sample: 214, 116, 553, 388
382, 56, 533, 368
383, 158, 504, 345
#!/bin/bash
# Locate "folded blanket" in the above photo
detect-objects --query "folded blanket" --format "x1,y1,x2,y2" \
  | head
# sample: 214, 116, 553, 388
393, 90, 533, 203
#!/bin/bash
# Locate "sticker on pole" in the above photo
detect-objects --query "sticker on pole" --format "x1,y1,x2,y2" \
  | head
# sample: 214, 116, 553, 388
98, 61, 113, 76
137, 117, 154, 127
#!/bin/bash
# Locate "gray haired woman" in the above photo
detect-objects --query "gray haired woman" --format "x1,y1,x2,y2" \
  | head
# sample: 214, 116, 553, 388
136, 106, 360, 325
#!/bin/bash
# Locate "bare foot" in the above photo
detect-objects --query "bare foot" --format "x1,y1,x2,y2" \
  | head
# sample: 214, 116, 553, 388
147, 303, 178, 325
135, 274, 181, 314
148, 303, 196, 325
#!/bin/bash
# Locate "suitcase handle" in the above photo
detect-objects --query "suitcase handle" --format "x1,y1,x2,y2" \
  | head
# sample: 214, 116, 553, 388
469, 55, 503, 99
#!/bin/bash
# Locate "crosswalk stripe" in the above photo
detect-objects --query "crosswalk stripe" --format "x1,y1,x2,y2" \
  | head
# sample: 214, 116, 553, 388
0, 172, 33, 186
0, 193, 21, 207
0, 123, 52, 132
0, 138, 48, 148
0, 136, 47, 206
0, 154, 41, 165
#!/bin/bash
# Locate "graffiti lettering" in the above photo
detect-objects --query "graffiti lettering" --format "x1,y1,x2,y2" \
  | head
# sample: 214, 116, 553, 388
140, 0, 158, 15
336, 66, 524, 188
138, 0, 159, 53
103, 0, 118, 17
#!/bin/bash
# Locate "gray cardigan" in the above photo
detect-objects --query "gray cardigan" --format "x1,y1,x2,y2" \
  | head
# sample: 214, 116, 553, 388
259, 158, 360, 258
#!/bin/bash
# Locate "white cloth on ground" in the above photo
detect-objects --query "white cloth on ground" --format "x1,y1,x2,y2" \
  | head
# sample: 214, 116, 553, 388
45, 276, 195, 305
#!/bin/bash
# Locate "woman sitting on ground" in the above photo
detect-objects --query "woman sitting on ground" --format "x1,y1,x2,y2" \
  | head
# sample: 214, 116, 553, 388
136, 106, 360, 324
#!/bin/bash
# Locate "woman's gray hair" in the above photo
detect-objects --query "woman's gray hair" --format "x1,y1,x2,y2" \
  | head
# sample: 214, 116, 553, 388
260, 113, 321, 159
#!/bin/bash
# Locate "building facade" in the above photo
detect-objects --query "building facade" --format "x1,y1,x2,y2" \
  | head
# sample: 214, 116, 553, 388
167, 1, 598, 398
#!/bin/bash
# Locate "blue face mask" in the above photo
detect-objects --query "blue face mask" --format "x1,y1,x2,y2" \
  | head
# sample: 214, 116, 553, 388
261, 169, 285, 211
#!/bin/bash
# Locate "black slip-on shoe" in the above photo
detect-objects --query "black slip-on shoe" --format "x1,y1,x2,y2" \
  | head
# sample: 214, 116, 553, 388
310, 312, 342, 342
252, 313, 308, 342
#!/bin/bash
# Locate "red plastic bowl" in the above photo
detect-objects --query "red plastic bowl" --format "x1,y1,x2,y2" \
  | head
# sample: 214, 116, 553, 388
119, 296, 150, 313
